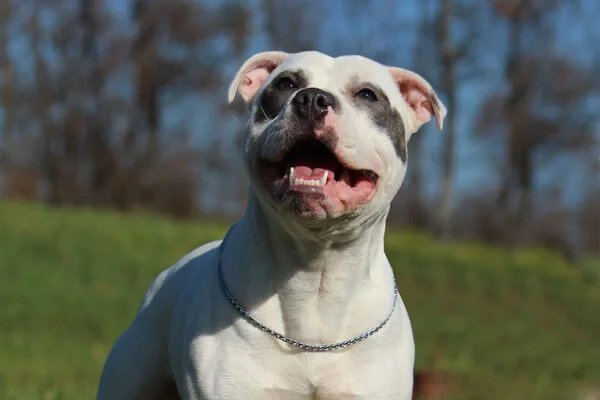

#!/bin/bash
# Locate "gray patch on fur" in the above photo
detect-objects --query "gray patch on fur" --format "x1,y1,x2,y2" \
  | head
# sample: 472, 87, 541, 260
255, 70, 308, 124
349, 81, 407, 162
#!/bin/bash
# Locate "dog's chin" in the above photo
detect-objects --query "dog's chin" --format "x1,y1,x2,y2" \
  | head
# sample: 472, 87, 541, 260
257, 138, 379, 220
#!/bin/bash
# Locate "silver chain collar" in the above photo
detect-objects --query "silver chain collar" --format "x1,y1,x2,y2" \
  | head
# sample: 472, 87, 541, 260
217, 227, 399, 352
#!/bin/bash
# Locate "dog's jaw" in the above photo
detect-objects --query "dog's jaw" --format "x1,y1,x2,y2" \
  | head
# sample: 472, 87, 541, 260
256, 114, 380, 221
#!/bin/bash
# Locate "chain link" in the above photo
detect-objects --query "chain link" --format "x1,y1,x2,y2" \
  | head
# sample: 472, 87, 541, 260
217, 227, 398, 352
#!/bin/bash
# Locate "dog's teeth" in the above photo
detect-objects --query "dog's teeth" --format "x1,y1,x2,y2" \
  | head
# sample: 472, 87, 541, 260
291, 172, 329, 187
340, 169, 351, 184
319, 172, 328, 186
291, 175, 328, 187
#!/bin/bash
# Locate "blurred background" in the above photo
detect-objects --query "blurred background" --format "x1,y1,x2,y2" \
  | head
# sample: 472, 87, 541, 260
0, 0, 599, 399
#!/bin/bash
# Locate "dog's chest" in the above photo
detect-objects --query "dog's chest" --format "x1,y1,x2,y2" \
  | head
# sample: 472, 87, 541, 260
172, 305, 414, 400
186, 336, 412, 400
168, 254, 415, 399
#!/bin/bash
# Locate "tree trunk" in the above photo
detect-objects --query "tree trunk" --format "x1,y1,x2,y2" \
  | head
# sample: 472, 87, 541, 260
31, 7, 59, 204
435, 0, 457, 238
133, 0, 160, 162
80, 0, 113, 205
0, 0, 14, 193
405, 0, 434, 228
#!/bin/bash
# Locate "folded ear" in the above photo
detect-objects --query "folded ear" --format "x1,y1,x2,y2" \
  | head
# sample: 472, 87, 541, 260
228, 51, 290, 105
388, 67, 447, 133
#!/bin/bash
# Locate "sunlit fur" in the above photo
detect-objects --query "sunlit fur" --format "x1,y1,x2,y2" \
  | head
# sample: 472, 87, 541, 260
97, 51, 445, 400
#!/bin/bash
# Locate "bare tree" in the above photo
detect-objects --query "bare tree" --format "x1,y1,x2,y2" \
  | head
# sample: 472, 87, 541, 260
129, 0, 251, 214
0, 0, 14, 195
431, 0, 492, 238
434, 0, 458, 238
479, 0, 598, 237
262, 0, 322, 52
401, 0, 436, 228
0, 0, 251, 217
30, 2, 58, 203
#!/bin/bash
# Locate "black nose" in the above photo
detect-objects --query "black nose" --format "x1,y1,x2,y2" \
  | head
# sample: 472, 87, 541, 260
292, 88, 336, 121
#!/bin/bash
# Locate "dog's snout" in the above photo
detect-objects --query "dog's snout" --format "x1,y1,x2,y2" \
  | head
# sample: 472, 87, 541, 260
292, 88, 336, 121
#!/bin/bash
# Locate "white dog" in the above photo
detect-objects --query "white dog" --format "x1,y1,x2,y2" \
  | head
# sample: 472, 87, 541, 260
97, 50, 445, 400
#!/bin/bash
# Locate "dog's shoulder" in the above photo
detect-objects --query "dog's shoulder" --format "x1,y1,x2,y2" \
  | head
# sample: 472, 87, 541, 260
136, 240, 222, 318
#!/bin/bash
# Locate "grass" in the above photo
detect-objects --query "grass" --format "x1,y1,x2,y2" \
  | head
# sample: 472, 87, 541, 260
1, 201, 599, 399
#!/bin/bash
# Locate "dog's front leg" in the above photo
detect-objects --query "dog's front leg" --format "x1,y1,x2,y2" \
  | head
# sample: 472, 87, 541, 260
96, 318, 179, 400
97, 270, 179, 400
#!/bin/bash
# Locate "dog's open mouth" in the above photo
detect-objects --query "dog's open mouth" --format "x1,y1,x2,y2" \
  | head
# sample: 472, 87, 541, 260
260, 139, 378, 208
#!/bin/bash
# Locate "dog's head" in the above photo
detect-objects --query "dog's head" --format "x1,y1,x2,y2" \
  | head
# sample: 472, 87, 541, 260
229, 51, 445, 233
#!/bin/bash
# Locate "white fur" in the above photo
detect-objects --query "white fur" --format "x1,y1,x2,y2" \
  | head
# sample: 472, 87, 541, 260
97, 51, 445, 400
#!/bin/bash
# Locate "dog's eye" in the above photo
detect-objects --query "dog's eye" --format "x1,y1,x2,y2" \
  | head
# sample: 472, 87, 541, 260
276, 77, 298, 91
356, 88, 378, 102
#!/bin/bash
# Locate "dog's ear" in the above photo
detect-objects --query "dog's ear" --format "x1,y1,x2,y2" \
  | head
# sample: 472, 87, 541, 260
228, 51, 290, 105
387, 67, 447, 133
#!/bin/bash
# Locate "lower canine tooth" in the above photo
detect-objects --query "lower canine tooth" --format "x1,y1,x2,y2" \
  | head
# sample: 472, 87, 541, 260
340, 169, 351, 184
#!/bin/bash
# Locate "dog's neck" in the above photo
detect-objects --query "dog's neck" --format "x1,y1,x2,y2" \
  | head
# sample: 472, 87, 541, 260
220, 192, 396, 345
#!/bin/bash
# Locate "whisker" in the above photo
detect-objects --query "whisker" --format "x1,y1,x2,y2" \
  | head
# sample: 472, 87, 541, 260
260, 104, 271, 121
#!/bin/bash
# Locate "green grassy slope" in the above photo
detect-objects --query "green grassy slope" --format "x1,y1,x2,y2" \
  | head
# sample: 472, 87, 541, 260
1, 201, 598, 399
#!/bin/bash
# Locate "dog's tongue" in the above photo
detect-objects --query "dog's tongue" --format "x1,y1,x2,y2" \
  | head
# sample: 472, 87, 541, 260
293, 166, 330, 179
287, 140, 341, 180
